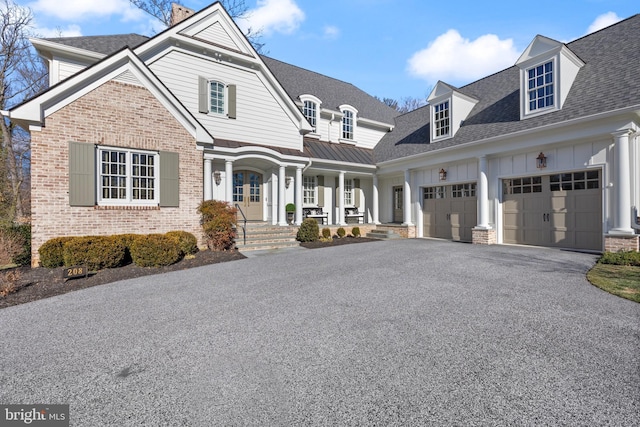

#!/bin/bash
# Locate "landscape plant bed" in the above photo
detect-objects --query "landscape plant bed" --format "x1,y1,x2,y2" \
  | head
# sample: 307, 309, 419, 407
0, 250, 246, 309
299, 236, 379, 249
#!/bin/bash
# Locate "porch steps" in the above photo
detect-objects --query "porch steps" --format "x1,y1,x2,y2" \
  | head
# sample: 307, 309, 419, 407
235, 222, 299, 251
366, 229, 403, 240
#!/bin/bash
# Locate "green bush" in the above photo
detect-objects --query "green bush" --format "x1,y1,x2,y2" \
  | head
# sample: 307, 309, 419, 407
599, 250, 640, 266
130, 234, 182, 267
4, 224, 30, 266
286, 203, 296, 212
322, 228, 331, 239
337, 227, 346, 238
166, 231, 198, 255
113, 234, 142, 264
39, 237, 75, 268
198, 200, 237, 251
296, 218, 319, 242
63, 236, 126, 271
352, 226, 361, 238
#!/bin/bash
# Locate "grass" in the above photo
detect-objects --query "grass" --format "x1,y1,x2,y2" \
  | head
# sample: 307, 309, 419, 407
587, 263, 640, 303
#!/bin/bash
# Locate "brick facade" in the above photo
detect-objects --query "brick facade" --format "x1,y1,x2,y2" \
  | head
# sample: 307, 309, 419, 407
30, 80, 203, 266
604, 234, 639, 252
472, 228, 497, 245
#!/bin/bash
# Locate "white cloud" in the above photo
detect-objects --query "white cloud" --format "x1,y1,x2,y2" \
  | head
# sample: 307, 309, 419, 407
323, 25, 339, 40
407, 29, 519, 85
35, 24, 83, 37
28, 0, 145, 22
586, 12, 622, 34
241, 0, 305, 35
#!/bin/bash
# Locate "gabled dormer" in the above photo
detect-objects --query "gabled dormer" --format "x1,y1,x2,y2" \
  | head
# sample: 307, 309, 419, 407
427, 81, 478, 142
516, 35, 585, 120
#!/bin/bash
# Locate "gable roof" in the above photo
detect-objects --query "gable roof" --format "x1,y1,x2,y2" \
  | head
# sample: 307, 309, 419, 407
375, 14, 640, 163
261, 56, 399, 125
42, 34, 150, 55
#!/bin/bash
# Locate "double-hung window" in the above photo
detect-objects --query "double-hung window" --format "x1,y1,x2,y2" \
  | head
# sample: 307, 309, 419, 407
342, 110, 354, 140
98, 147, 158, 205
303, 100, 317, 131
303, 176, 317, 205
344, 179, 354, 206
527, 61, 554, 112
434, 100, 450, 138
209, 80, 225, 114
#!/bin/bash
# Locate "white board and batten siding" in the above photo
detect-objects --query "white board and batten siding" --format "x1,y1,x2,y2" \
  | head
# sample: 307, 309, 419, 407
150, 51, 302, 150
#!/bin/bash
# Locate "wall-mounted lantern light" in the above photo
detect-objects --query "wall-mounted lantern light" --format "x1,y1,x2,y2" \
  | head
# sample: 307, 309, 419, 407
285, 176, 292, 189
214, 170, 222, 186
536, 152, 547, 169
439, 168, 447, 181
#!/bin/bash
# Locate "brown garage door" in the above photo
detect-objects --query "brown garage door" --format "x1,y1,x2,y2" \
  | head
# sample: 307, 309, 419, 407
503, 170, 602, 251
423, 183, 477, 242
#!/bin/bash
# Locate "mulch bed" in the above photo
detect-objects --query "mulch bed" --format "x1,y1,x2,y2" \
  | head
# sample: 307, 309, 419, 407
1, 237, 378, 309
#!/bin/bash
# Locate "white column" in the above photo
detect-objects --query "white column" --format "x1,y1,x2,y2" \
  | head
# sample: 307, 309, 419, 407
225, 160, 233, 205
403, 169, 413, 225
372, 173, 380, 224
477, 156, 490, 229
338, 171, 346, 225
203, 158, 213, 201
278, 165, 287, 226
610, 130, 634, 234
295, 166, 303, 225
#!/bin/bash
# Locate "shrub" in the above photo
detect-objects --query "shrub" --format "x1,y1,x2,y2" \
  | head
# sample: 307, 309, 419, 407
296, 218, 319, 242
166, 231, 198, 255
337, 227, 346, 238
4, 224, 30, 266
0, 229, 23, 266
599, 250, 640, 267
130, 234, 182, 267
322, 228, 331, 239
63, 236, 126, 271
113, 234, 142, 264
0, 269, 21, 297
198, 200, 237, 251
39, 237, 75, 268
352, 226, 361, 238
286, 203, 296, 212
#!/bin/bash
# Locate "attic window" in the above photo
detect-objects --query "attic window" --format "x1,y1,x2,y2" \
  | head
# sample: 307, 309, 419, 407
303, 100, 317, 131
527, 61, 554, 111
434, 100, 450, 137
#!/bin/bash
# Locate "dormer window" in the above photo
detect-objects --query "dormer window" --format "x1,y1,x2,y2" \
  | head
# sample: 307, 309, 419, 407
527, 61, 554, 112
303, 100, 317, 131
339, 105, 357, 142
434, 100, 450, 137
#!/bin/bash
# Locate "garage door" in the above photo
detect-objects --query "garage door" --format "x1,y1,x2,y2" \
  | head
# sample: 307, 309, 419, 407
503, 170, 602, 251
423, 183, 477, 242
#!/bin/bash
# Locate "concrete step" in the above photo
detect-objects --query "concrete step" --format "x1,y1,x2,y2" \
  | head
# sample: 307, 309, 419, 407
235, 222, 299, 251
236, 240, 300, 251
367, 229, 402, 239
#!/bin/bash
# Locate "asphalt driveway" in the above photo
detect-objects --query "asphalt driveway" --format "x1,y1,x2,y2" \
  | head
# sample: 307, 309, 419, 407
1, 239, 639, 425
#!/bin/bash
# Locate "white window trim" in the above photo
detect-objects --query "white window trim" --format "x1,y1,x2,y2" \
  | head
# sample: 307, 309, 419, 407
209, 79, 228, 116
339, 104, 358, 143
344, 178, 354, 206
97, 146, 159, 206
303, 175, 317, 206
430, 98, 451, 141
521, 57, 559, 119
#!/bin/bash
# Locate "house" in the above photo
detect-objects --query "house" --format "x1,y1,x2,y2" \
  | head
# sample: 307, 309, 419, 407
4, 2, 639, 266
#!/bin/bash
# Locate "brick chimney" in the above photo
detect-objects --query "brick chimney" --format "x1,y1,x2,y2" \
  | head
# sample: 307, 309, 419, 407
170, 3, 195, 26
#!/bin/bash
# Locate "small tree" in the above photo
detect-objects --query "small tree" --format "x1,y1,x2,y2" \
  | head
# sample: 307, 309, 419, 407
198, 200, 237, 251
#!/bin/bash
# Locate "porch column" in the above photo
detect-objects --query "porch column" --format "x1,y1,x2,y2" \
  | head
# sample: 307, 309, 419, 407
225, 160, 233, 205
338, 171, 346, 225
610, 129, 634, 234
477, 155, 490, 229
372, 173, 380, 224
295, 166, 303, 225
403, 169, 413, 225
203, 158, 213, 201
278, 165, 287, 226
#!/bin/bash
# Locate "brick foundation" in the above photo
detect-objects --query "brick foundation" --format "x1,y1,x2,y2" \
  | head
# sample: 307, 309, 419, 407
604, 234, 639, 252
472, 228, 497, 245
30, 80, 202, 266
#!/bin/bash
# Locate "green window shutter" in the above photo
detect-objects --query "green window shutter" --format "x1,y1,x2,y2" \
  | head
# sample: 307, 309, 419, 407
317, 176, 324, 206
69, 142, 96, 206
198, 76, 209, 113
160, 151, 179, 207
354, 178, 361, 207
227, 84, 237, 119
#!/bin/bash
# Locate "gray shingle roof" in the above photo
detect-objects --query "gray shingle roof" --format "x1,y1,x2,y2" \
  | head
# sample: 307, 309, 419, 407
43, 34, 150, 55
261, 56, 399, 125
375, 14, 640, 163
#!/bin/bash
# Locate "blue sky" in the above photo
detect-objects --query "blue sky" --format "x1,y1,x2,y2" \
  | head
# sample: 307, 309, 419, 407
17, 0, 638, 101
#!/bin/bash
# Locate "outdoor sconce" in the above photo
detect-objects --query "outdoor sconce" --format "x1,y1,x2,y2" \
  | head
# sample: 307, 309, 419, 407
439, 168, 447, 181
536, 152, 547, 169
285, 176, 292, 189
213, 170, 222, 186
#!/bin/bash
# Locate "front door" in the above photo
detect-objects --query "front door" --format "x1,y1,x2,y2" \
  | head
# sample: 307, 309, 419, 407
233, 171, 263, 220
393, 186, 403, 223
